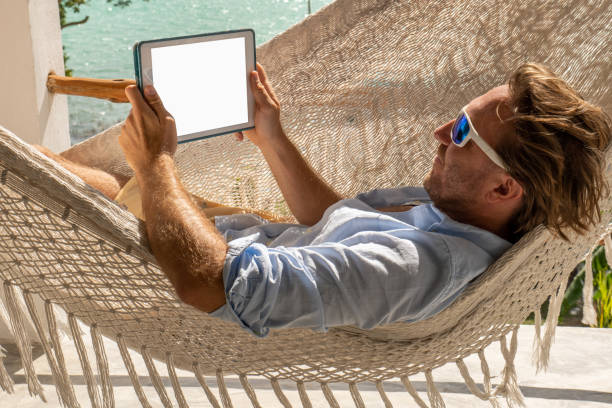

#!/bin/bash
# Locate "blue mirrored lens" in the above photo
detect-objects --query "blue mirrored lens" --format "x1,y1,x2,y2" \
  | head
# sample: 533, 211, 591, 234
451, 114, 469, 145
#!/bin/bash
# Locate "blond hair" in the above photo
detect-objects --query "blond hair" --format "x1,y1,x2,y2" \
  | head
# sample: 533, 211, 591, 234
499, 63, 611, 240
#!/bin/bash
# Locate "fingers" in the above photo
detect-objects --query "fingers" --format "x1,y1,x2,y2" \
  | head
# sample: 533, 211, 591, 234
118, 121, 133, 157
119, 112, 139, 149
125, 85, 170, 122
125, 85, 151, 117
124, 108, 145, 141
143, 85, 171, 120
256, 63, 279, 105
251, 71, 276, 109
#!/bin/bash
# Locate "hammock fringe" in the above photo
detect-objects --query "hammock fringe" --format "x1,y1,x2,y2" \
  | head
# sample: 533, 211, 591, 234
194, 363, 222, 408
0, 346, 14, 394
141, 345, 172, 408
349, 382, 366, 408
493, 327, 525, 408
456, 358, 489, 401
604, 233, 612, 274
91, 324, 114, 408
400, 375, 428, 408
116, 335, 152, 408
296, 381, 313, 408
45, 300, 80, 408
3, 282, 45, 401
478, 349, 501, 408
166, 352, 189, 408
68, 313, 101, 408
425, 369, 445, 408
320, 382, 341, 408
271, 378, 292, 408
215, 368, 234, 408
531, 306, 543, 367
23, 291, 74, 407
0, 287, 15, 342
582, 251, 597, 326
581, 230, 612, 328
536, 272, 569, 373
239, 374, 262, 408
376, 380, 394, 408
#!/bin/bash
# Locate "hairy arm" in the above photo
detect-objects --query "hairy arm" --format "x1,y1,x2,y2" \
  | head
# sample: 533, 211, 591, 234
120, 85, 227, 312
258, 129, 341, 226
239, 64, 342, 225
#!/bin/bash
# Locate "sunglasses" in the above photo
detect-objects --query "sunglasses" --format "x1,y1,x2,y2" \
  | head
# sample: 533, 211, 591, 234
450, 106, 508, 170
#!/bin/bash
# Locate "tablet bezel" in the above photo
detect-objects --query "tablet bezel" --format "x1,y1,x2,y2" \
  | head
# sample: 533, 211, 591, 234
134, 29, 256, 144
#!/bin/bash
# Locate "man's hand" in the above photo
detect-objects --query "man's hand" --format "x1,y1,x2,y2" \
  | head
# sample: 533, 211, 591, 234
119, 85, 178, 176
236, 63, 283, 147
118, 84, 227, 313
234, 63, 342, 225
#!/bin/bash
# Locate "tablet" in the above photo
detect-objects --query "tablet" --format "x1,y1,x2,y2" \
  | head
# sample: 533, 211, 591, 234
134, 29, 255, 144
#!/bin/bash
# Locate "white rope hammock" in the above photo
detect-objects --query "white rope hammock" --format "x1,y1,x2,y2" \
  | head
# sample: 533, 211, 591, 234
0, 0, 611, 406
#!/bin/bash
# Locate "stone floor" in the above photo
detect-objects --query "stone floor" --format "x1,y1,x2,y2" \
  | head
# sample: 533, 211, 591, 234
1, 325, 611, 407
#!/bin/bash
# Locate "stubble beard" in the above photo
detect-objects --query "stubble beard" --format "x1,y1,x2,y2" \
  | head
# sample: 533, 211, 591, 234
424, 166, 482, 223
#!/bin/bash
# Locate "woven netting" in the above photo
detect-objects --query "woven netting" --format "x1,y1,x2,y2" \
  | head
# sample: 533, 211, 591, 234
1, 0, 611, 387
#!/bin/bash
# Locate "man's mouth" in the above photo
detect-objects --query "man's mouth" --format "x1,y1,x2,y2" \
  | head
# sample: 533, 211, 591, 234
434, 145, 445, 167
434, 153, 443, 167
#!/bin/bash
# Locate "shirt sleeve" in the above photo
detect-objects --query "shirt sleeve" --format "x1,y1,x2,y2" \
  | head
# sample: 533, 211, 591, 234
209, 228, 457, 337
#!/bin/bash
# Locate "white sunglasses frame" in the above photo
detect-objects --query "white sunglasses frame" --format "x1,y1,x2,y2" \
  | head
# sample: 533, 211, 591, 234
451, 106, 508, 171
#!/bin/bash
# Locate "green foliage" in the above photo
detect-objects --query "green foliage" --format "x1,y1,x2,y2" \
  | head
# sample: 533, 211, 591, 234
557, 245, 612, 327
593, 249, 612, 327
559, 262, 584, 322
59, 0, 147, 76
525, 244, 612, 328
59, 0, 135, 28
59, 0, 87, 29
62, 46, 73, 77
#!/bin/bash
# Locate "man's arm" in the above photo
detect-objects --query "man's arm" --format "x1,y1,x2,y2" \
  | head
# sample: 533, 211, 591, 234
119, 85, 227, 312
239, 64, 342, 226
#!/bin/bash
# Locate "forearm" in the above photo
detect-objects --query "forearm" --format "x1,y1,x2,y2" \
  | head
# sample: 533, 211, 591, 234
259, 130, 342, 225
136, 154, 227, 312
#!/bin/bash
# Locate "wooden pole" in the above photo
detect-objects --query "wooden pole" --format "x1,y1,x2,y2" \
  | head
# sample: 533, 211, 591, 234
46, 73, 135, 103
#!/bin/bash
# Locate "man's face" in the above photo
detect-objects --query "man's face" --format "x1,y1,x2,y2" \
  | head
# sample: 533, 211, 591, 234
423, 86, 512, 218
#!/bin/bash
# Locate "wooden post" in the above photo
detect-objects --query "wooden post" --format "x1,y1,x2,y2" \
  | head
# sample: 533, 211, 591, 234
47, 74, 136, 103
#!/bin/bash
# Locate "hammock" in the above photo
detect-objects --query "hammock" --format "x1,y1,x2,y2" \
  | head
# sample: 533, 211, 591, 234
1, 0, 611, 406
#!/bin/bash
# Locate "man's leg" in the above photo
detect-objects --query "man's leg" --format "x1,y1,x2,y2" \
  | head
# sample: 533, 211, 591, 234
32, 145, 293, 223
33, 145, 122, 200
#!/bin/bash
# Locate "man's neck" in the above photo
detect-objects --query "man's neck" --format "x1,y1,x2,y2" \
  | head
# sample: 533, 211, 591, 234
442, 206, 517, 243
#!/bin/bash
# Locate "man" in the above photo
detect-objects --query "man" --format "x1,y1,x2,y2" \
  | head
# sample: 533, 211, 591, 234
40, 63, 611, 336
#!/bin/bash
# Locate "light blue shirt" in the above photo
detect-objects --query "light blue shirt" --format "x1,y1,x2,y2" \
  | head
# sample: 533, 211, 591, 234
210, 187, 512, 337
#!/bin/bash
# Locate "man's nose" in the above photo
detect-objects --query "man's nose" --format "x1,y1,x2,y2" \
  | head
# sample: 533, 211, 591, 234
434, 120, 454, 145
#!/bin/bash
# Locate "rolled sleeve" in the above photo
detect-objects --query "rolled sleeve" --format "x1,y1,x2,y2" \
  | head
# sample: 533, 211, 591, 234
210, 229, 455, 337
208, 235, 264, 334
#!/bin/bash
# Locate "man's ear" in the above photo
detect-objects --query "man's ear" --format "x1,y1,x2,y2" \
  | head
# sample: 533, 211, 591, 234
486, 175, 523, 203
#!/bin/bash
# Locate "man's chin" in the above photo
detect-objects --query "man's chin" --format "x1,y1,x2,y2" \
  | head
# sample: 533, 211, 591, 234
423, 172, 434, 194
423, 174, 443, 204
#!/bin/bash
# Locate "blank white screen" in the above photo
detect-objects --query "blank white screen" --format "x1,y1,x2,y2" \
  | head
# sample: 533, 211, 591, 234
151, 37, 248, 137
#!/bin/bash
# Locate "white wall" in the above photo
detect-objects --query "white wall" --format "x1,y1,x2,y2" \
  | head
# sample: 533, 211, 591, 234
0, 0, 69, 341
0, 0, 70, 152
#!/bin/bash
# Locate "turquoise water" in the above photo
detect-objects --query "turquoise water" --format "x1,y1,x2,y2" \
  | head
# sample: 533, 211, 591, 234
62, 0, 333, 144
